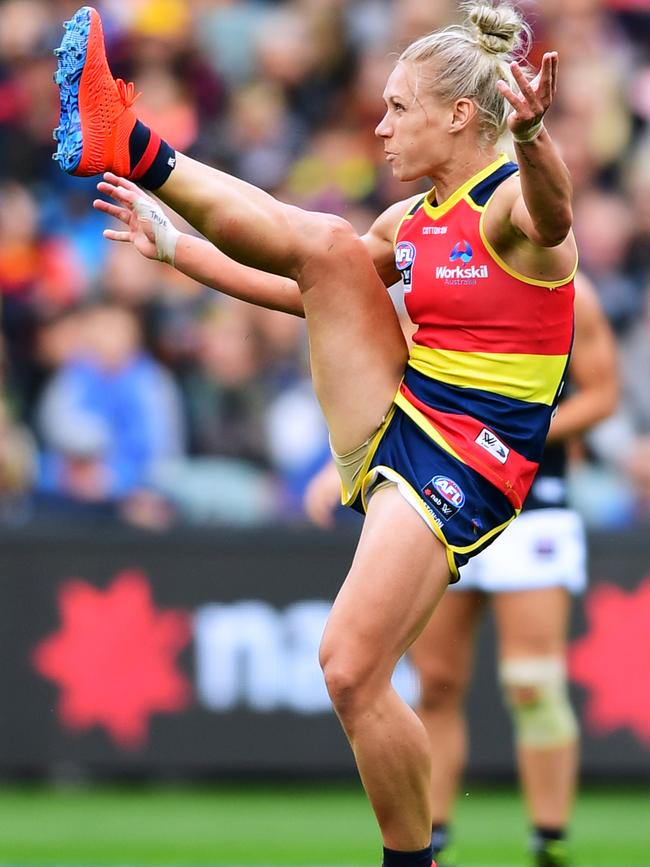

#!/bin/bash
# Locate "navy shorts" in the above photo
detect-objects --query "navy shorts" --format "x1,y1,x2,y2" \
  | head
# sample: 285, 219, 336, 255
343, 406, 517, 581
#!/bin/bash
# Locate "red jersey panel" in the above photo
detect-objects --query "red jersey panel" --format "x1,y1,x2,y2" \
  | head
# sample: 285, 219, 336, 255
393, 154, 576, 509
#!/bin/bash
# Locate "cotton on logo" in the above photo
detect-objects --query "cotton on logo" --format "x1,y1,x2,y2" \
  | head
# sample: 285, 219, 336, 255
194, 600, 419, 713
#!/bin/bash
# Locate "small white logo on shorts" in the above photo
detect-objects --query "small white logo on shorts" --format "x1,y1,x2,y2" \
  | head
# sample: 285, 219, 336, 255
475, 428, 510, 464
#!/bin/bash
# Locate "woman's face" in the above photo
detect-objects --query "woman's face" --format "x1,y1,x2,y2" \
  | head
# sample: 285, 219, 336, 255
375, 61, 451, 182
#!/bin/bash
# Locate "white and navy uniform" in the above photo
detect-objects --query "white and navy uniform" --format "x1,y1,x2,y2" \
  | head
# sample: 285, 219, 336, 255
453, 440, 587, 594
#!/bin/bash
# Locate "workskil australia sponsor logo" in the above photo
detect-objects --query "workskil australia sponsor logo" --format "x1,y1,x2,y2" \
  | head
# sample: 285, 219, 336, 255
437, 240, 489, 282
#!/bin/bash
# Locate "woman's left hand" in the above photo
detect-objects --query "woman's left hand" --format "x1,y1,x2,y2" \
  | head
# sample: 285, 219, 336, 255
497, 51, 558, 142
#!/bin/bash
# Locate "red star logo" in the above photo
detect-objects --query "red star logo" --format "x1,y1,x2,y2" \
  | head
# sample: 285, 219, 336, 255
569, 576, 650, 745
32, 570, 192, 749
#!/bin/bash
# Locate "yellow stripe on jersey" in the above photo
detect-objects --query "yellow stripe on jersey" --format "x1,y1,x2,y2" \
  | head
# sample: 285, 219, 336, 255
393, 390, 466, 461
422, 153, 509, 221
408, 345, 568, 406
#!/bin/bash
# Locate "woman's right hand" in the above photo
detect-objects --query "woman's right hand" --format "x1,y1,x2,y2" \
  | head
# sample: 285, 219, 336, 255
93, 173, 180, 265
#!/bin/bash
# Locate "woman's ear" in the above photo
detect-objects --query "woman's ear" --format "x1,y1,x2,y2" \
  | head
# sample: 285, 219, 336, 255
449, 98, 477, 133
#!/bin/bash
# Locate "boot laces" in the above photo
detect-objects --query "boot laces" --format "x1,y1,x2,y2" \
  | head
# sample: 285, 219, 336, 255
116, 78, 141, 108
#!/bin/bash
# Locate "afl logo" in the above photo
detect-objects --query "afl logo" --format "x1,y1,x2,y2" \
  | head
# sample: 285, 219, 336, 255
432, 475, 465, 508
395, 241, 416, 290
449, 240, 473, 264
395, 241, 416, 271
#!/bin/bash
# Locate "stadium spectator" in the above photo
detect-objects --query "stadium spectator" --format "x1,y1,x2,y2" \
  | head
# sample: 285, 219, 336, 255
572, 188, 642, 334
0, 181, 85, 417
34, 302, 185, 522
0, 335, 36, 523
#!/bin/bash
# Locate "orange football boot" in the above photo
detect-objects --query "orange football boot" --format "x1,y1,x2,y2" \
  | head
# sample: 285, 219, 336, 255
53, 6, 139, 176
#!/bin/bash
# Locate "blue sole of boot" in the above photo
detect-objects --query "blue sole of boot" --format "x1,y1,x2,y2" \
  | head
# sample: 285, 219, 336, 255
52, 6, 93, 174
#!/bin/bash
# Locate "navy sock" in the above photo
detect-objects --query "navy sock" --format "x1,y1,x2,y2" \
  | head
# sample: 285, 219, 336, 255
127, 120, 176, 190
382, 844, 432, 867
430, 823, 449, 855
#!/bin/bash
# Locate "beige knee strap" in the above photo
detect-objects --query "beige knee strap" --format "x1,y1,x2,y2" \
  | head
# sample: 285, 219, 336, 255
499, 656, 578, 748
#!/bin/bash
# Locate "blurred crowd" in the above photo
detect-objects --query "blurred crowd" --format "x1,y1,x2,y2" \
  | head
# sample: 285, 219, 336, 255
0, 0, 649, 530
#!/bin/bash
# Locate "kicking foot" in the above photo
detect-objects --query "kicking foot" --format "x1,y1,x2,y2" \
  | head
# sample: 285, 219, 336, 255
52, 5, 138, 176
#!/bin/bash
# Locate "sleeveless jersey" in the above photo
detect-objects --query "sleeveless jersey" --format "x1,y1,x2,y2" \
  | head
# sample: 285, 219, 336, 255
393, 154, 576, 511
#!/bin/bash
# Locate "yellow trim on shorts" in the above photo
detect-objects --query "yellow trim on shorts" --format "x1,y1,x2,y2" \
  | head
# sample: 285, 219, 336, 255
422, 153, 509, 221
336, 407, 396, 506
450, 509, 518, 554
359, 465, 460, 581
358, 466, 518, 581
408, 345, 569, 406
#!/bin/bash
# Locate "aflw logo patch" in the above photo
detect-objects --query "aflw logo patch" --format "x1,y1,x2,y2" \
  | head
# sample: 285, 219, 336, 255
475, 428, 510, 464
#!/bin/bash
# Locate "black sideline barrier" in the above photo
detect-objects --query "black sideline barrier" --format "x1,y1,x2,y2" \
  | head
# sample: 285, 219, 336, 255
0, 527, 648, 779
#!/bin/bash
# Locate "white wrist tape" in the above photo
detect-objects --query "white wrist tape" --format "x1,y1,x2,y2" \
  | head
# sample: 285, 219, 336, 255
134, 198, 180, 266
513, 121, 545, 144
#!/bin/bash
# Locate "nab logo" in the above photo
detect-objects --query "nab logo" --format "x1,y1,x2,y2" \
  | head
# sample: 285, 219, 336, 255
422, 475, 465, 522
449, 240, 473, 264
395, 241, 416, 290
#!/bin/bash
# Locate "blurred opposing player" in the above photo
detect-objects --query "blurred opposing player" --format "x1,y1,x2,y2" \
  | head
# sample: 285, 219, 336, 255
55, 3, 578, 865
305, 273, 618, 867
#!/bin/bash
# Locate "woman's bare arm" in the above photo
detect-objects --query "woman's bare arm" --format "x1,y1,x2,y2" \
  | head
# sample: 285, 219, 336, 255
498, 53, 573, 248
94, 178, 415, 315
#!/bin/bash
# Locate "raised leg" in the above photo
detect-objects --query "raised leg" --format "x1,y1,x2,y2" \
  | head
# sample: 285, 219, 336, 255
107, 154, 409, 454
53, 8, 408, 455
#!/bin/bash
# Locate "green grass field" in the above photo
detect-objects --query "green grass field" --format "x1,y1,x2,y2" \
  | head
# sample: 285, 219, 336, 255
0, 782, 646, 867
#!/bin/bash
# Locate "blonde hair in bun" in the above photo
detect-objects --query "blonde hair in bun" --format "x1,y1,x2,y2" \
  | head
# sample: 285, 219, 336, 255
399, 2, 531, 146
467, 1, 525, 56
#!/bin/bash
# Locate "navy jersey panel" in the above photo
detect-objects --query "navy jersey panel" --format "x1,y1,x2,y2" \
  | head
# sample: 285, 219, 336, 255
348, 407, 516, 572
403, 365, 551, 463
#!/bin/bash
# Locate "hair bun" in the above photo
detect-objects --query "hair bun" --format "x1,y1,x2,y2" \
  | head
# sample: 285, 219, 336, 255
465, 2, 524, 56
